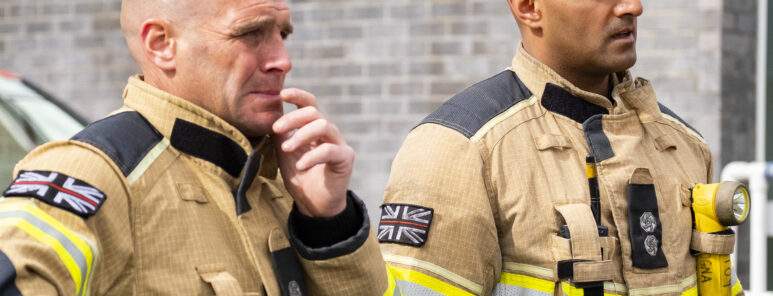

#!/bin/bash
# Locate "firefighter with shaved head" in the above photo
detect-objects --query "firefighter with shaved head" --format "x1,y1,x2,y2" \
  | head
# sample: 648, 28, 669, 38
0, 0, 387, 295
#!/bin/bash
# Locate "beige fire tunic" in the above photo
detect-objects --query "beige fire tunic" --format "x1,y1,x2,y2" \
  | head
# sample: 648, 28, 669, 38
0, 76, 387, 295
380, 47, 743, 296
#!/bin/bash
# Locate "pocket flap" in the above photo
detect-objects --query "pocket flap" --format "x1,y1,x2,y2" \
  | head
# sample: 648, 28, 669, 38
177, 183, 209, 203
196, 264, 244, 296
654, 133, 678, 152
536, 134, 572, 151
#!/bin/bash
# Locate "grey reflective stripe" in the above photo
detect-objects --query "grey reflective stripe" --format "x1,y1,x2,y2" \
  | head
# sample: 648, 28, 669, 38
493, 283, 552, 296
0, 211, 89, 293
395, 280, 444, 296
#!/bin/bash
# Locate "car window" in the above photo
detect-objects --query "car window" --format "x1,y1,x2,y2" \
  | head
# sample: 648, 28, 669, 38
0, 107, 31, 189
0, 78, 83, 144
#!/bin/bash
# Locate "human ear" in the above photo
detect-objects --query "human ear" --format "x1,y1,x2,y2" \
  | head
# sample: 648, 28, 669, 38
139, 19, 176, 71
508, 0, 543, 30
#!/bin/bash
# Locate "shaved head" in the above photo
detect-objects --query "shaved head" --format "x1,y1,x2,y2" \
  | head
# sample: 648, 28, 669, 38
119, 0, 294, 137
120, 0, 205, 68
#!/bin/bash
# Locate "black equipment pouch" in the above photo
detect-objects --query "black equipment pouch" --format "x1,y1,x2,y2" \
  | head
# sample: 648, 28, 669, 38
627, 168, 669, 269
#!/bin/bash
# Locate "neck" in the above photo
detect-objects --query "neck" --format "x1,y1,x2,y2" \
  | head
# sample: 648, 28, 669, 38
557, 68, 611, 98
522, 43, 611, 98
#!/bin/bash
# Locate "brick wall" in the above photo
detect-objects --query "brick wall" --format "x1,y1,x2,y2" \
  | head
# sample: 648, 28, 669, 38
0, 0, 135, 119
287, 0, 724, 221
0, 1, 724, 224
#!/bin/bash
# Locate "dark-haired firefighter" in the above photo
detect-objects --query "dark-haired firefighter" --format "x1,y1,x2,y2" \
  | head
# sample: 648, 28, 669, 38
0, 0, 387, 295
379, 0, 743, 295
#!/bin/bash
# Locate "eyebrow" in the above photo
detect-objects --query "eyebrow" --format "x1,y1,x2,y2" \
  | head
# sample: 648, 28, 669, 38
229, 15, 294, 37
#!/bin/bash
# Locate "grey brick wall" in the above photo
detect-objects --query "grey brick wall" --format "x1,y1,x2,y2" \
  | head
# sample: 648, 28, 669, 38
287, 0, 724, 222
0, 0, 135, 120
0, 1, 725, 225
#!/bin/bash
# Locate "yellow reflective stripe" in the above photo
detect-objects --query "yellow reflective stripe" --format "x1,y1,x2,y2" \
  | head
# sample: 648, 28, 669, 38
384, 253, 482, 294
499, 272, 555, 294
385, 264, 397, 296
680, 286, 698, 296
388, 264, 473, 296
24, 203, 95, 295
0, 200, 95, 296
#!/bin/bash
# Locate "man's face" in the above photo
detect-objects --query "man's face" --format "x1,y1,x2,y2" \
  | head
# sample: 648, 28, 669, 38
174, 0, 293, 138
539, 0, 643, 76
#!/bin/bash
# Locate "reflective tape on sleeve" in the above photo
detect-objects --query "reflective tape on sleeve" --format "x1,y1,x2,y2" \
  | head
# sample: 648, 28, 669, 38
0, 200, 95, 296
387, 264, 474, 296
384, 253, 482, 294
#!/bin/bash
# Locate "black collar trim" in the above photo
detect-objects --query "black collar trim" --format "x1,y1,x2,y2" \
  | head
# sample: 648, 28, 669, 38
541, 83, 608, 124
170, 119, 248, 178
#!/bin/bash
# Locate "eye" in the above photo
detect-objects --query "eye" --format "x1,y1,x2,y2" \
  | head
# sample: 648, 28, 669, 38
280, 30, 291, 40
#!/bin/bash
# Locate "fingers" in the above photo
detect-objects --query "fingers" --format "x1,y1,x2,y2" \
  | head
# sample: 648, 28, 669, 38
280, 118, 342, 152
273, 106, 322, 134
280, 88, 317, 108
296, 143, 354, 172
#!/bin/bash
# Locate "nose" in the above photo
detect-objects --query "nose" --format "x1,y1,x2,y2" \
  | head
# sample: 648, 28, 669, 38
614, 0, 643, 18
261, 32, 292, 75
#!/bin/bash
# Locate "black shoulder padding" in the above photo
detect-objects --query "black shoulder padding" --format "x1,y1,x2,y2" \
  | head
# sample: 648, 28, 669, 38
0, 250, 21, 296
419, 70, 532, 138
658, 103, 703, 138
71, 111, 163, 176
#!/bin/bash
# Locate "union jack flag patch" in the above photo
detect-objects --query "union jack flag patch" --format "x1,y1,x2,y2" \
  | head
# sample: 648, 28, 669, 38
378, 203, 433, 247
3, 170, 106, 218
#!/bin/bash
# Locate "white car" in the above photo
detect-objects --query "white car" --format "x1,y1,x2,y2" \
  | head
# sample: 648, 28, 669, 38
0, 70, 86, 189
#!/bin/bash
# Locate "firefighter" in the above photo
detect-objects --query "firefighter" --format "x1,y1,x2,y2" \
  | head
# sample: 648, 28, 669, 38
379, 0, 743, 295
0, 0, 386, 295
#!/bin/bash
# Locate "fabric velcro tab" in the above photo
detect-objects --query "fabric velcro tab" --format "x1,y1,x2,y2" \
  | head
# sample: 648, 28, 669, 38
691, 230, 736, 255
629, 168, 653, 185
268, 228, 291, 252
536, 134, 572, 151
196, 264, 244, 296
555, 204, 602, 261
654, 133, 678, 152
551, 235, 573, 262
570, 260, 614, 282
176, 183, 208, 203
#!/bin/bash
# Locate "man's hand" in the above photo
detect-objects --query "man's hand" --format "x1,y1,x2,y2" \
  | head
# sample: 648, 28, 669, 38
272, 88, 354, 218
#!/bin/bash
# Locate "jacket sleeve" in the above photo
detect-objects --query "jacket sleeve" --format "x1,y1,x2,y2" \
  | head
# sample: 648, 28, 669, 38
0, 141, 132, 295
287, 191, 388, 295
379, 124, 501, 295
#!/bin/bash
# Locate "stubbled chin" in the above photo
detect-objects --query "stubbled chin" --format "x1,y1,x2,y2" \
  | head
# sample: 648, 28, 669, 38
234, 111, 283, 138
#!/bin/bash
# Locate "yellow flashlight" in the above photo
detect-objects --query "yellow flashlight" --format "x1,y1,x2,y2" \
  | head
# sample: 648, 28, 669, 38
692, 181, 750, 295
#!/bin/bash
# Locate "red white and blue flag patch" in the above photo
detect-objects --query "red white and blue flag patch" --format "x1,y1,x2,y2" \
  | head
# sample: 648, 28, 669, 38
378, 203, 433, 247
3, 170, 106, 218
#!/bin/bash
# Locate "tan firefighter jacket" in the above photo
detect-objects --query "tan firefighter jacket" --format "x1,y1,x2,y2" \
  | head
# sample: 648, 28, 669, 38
379, 46, 743, 295
0, 76, 387, 295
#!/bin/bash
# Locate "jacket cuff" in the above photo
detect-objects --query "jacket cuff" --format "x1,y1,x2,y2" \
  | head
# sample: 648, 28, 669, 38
288, 191, 370, 261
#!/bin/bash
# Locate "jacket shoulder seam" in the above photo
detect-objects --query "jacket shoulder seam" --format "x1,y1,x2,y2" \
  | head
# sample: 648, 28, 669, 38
417, 70, 532, 138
